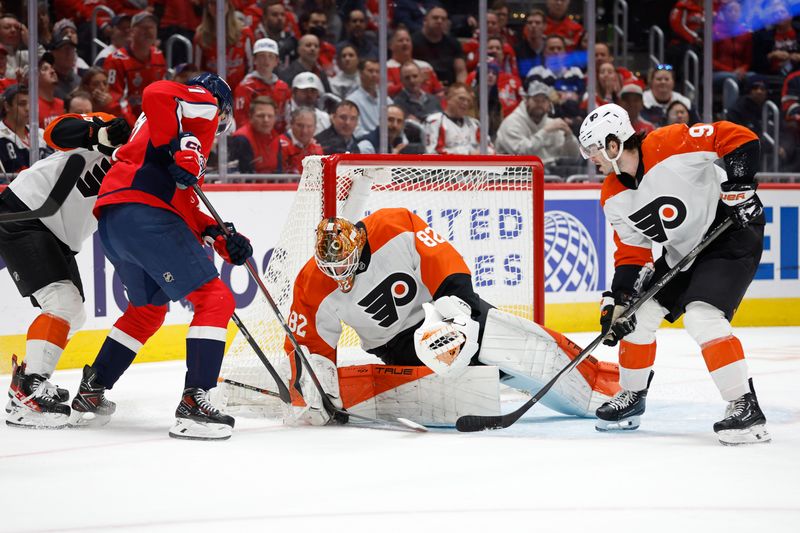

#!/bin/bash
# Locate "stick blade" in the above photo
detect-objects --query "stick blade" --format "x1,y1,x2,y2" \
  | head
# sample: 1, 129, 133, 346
455, 414, 508, 432
397, 417, 428, 432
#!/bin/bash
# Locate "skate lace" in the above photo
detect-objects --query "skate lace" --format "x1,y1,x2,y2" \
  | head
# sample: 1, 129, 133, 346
725, 397, 747, 420
193, 390, 219, 414
22, 376, 61, 404
607, 390, 637, 410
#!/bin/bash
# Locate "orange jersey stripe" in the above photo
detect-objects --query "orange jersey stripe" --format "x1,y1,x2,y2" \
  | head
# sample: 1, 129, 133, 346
613, 231, 654, 267
619, 340, 657, 370
702, 335, 745, 372
27, 313, 70, 349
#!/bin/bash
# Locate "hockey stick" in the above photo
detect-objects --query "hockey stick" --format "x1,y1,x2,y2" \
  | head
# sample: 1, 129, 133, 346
229, 312, 292, 403
192, 185, 427, 433
218, 377, 426, 432
455, 216, 736, 432
0, 154, 85, 223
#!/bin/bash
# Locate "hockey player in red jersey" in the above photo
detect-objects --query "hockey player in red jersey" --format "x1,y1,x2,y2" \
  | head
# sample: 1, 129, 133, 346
283, 209, 619, 426
578, 103, 769, 445
0, 112, 131, 428
72, 74, 253, 440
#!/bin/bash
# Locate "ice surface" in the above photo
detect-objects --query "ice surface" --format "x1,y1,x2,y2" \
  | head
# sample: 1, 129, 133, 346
1, 327, 798, 532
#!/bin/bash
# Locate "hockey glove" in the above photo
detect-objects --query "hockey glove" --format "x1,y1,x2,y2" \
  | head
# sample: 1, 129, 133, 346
90, 117, 131, 154
721, 182, 762, 228
600, 291, 637, 347
285, 350, 344, 426
202, 223, 253, 266
169, 133, 205, 189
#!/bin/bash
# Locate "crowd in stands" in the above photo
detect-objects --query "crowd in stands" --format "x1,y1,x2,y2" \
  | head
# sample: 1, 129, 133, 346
1, 0, 800, 180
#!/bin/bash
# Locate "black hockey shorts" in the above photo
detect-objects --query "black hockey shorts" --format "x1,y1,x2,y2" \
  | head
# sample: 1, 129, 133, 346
651, 213, 765, 323
0, 192, 84, 304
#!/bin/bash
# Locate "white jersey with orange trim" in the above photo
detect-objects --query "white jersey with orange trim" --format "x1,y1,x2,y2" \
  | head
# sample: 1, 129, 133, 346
8, 113, 117, 253
285, 208, 474, 364
601, 122, 759, 270
423, 112, 482, 155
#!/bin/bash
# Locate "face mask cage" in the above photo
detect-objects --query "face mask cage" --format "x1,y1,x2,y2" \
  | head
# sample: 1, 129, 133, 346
314, 219, 362, 284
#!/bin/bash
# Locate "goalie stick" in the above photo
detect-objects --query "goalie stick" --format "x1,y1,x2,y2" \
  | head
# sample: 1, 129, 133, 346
192, 185, 427, 433
0, 153, 85, 223
455, 216, 735, 432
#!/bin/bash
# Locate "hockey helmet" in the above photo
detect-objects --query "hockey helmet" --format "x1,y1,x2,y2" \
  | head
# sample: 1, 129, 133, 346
314, 217, 366, 292
187, 72, 234, 135
578, 103, 635, 170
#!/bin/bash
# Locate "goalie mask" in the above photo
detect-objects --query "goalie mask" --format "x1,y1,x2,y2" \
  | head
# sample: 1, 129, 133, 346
314, 217, 366, 292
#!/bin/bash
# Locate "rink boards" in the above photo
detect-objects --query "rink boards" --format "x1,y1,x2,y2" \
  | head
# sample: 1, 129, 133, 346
1, 183, 798, 373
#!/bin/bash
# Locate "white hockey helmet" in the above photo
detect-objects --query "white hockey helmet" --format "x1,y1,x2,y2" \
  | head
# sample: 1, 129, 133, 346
314, 217, 366, 292
578, 103, 635, 170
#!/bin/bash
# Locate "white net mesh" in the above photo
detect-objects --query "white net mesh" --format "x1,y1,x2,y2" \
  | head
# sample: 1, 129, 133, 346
217, 155, 542, 413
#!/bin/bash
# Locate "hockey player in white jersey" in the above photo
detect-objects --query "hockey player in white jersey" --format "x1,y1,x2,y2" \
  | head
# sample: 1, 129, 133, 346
0, 112, 130, 428
578, 103, 769, 445
283, 209, 620, 426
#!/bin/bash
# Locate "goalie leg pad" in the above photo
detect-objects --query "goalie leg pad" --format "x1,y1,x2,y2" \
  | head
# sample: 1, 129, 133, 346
338, 364, 500, 427
477, 308, 620, 417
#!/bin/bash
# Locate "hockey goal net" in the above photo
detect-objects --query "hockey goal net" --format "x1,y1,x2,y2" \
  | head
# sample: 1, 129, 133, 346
216, 153, 545, 413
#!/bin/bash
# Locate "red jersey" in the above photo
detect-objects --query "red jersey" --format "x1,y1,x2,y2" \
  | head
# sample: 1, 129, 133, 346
104, 46, 168, 119
233, 72, 292, 131
151, 0, 202, 31
194, 27, 255, 91
670, 0, 704, 45
386, 58, 443, 98
282, 134, 323, 174
38, 96, 65, 128
462, 40, 519, 78
94, 81, 219, 236
231, 123, 286, 174
545, 16, 584, 51
466, 70, 523, 117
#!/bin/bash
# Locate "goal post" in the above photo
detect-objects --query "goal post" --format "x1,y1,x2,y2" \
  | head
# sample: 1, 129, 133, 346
216, 153, 545, 411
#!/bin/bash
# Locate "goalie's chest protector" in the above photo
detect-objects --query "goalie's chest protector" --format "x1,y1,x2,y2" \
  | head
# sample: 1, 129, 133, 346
9, 149, 111, 253
320, 231, 433, 351
603, 144, 726, 268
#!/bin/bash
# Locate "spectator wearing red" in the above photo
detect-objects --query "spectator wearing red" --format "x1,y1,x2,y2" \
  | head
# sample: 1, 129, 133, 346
277, 34, 332, 93
230, 96, 287, 174
254, 0, 299, 66
37, 54, 64, 128
712, 0, 754, 108
412, 7, 467, 86
544, 0, 584, 51
752, 1, 800, 76
194, 0, 255, 92
330, 44, 360, 99
79, 66, 135, 125
301, 9, 337, 77
580, 60, 621, 110
94, 15, 132, 68
463, 13, 518, 77
669, 0, 704, 48
516, 9, 546, 79
387, 28, 443, 99
283, 106, 323, 174
152, 0, 202, 66
105, 12, 167, 122
618, 82, 655, 135
234, 38, 291, 132
466, 58, 523, 119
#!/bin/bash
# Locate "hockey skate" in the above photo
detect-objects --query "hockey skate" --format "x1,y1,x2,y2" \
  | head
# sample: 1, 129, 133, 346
595, 371, 654, 432
713, 378, 771, 446
6, 378, 68, 413
169, 387, 235, 440
69, 365, 116, 427
6, 355, 71, 429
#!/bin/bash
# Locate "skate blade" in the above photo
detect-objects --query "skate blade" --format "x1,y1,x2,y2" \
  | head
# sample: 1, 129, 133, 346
68, 410, 112, 428
168, 418, 232, 441
717, 424, 772, 446
6, 409, 70, 429
595, 416, 641, 432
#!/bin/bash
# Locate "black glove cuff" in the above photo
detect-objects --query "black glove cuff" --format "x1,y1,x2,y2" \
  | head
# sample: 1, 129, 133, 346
610, 264, 642, 304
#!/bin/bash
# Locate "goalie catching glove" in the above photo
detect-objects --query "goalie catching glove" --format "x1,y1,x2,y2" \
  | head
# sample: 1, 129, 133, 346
169, 132, 205, 189
202, 222, 253, 265
414, 295, 479, 376
285, 350, 344, 426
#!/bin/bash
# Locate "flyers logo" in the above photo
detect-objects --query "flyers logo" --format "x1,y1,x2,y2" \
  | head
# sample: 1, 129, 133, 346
628, 196, 687, 243
358, 273, 417, 327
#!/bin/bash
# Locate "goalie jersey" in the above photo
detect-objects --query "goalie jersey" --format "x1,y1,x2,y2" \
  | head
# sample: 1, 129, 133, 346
6, 113, 117, 252
601, 121, 759, 270
285, 208, 483, 364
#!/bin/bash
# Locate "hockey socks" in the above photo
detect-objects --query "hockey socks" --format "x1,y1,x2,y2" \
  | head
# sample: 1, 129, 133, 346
184, 278, 234, 390
24, 313, 70, 377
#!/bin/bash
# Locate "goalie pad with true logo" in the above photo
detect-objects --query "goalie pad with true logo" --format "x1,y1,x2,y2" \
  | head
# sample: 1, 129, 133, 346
478, 308, 620, 417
